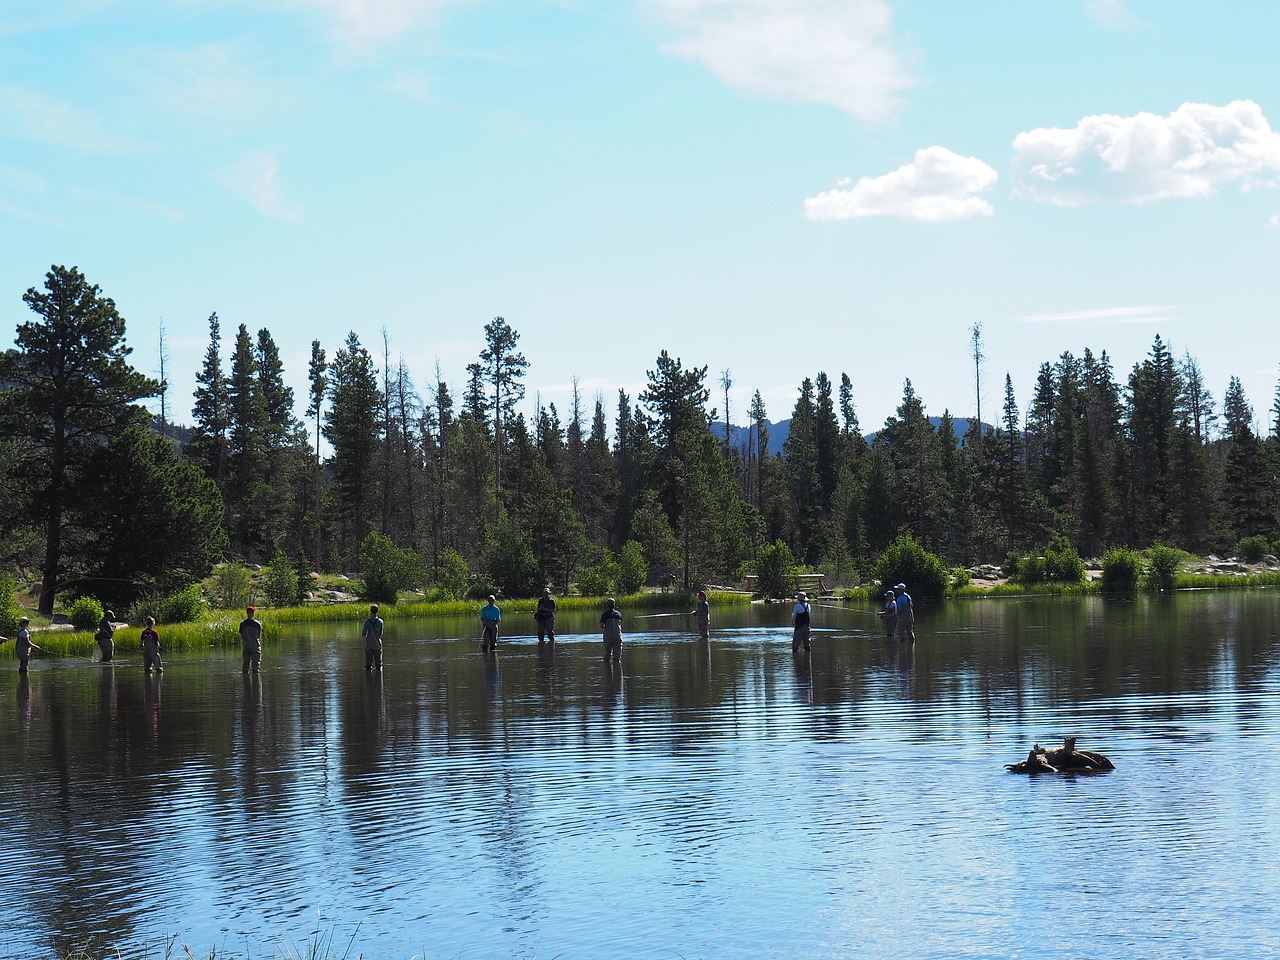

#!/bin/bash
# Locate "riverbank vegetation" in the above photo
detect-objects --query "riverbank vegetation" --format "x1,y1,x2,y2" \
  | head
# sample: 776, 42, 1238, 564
3, 269, 1280, 625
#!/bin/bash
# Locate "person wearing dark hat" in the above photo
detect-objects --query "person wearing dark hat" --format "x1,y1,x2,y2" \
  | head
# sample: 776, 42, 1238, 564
239, 605, 264, 674
791, 591, 812, 654
535, 587, 557, 643
893, 583, 915, 642
877, 588, 898, 639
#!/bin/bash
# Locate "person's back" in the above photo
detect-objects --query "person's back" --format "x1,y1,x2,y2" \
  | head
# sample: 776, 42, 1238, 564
600, 599, 622, 661
363, 603, 385, 669
239, 606, 264, 673
791, 594, 812, 653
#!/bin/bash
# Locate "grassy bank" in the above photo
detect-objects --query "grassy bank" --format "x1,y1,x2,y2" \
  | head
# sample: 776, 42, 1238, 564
8, 590, 750, 661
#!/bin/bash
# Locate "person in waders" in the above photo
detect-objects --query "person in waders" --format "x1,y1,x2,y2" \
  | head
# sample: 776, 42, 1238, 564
480, 595, 501, 652
239, 606, 264, 674
96, 610, 117, 662
140, 616, 163, 673
535, 587, 557, 643
362, 603, 385, 670
791, 592, 812, 654
600, 598, 623, 662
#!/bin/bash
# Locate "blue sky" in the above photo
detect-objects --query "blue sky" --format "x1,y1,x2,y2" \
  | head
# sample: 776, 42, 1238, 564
3, 0, 1278, 437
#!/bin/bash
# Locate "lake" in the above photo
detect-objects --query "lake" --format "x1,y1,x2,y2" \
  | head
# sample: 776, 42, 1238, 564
2, 592, 1279, 959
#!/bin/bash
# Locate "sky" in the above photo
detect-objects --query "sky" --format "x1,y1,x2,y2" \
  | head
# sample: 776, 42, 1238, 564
3, 0, 1279, 439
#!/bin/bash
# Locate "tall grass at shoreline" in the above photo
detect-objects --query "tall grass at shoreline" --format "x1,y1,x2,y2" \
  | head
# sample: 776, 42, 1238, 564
8, 591, 749, 661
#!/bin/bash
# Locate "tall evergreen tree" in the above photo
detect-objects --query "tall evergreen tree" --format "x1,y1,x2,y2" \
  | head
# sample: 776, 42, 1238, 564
188, 312, 230, 486
0, 266, 159, 613
323, 332, 383, 564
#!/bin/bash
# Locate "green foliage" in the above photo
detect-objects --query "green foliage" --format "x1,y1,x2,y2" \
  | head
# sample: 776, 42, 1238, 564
576, 560, 616, 597
67, 595, 104, 632
263, 550, 300, 607
0, 572, 19, 637
484, 518, 541, 598
1005, 536, 1084, 586
359, 531, 426, 604
873, 534, 948, 599
432, 547, 470, 601
618, 540, 647, 595
755, 539, 797, 599
293, 551, 313, 604
1236, 535, 1270, 564
1143, 545, 1184, 590
1101, 546, 1143, 591
949, 567, 971, 591
213, 562, 252, 610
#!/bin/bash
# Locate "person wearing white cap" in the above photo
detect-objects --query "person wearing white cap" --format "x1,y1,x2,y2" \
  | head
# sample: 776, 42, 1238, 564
791, 591, 812, 654
877, 588, 898, 639
892, 583, 915, 642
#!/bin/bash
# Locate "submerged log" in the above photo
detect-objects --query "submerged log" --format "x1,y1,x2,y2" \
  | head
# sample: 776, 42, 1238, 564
1005, 737, 1115, 774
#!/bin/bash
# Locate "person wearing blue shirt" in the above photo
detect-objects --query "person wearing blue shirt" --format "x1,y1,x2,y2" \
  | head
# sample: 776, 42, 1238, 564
893, 583, 915, 642
479, 595, 501, 652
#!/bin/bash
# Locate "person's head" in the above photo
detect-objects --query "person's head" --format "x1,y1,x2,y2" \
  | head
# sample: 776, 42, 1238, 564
884, 589, 895, 599
145, 615, 156, 626
797, 591, 807, 602
246, 605, 256, 617
543, 587, 552, 597
370, 603, 379, 615
105, 610, 115, 619
894, 583, 906, 594
697, 590, 706, 600
19, 616, 29, 626
605, 598, 616, 609
487, 594, 496, 605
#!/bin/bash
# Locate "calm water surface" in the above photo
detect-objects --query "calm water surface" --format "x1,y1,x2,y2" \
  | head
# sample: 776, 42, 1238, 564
2, 593, 1279, 959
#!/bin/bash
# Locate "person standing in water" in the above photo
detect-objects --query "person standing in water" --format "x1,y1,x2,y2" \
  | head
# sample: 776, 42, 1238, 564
239, 606, 264, 674
791, 592, 812, 654
877, 589, 898, 639
362, 603, 385, 670
96, 609, 117, 663
893, 583, 915, 643
600, 598, 623, 662
140, 616, 163, 673
2, 617, 40, 672
689, 590, 710, 639
535, 587, 557, 643
479, 595, 501, 652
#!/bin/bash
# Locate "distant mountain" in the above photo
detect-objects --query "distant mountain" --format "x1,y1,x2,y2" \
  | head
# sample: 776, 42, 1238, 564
709, 417, 990, 457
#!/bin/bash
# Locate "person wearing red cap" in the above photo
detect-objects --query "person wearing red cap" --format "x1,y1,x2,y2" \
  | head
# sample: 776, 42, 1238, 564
239, 605, 264, 674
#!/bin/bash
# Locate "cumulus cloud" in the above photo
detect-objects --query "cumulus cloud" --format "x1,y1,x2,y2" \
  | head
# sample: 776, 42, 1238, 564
647, 0, 915, 124
217, 151, 305, 222
1016, 306, 1179, 325
1012, 100, 1280, 206
804, 146, 998, 222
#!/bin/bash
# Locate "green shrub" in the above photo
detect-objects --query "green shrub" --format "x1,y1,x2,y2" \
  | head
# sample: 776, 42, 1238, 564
360, 532, 427, 604
756, 540, 797, 599
1101, 546, 1143, 591
1143, 545, 1184, 591
293, 552, 314, 604
0, 573, 19, 637
576, 562, 615, 597
873, 534, 948, 599
433, 547, 470, 600
263, 551, 300, 607
1236, 535, 1270, 564
213, 562, 252, 610
618, 540, 647, 595
1044, 536, 1085, 584
950, 567, 971, 591
68, 595, 105, 632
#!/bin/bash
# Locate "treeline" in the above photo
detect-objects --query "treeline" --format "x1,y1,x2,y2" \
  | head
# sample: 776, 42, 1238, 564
3, 266, 1280, 615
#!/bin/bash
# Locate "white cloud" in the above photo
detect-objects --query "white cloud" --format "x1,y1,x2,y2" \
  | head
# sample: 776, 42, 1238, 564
280, 0, 454, 46
1016, 306, 1181, 325
1085, 0, 1143, 30
1270, 214, 1280, 229
0, 85, 128, 151
647, 0, 915, 124
804, 146, 997, 222
217, 151, 305, 222
1012, 100, 1280, 206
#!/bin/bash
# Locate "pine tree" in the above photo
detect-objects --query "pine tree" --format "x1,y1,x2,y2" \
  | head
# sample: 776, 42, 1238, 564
323, 332, 383, 564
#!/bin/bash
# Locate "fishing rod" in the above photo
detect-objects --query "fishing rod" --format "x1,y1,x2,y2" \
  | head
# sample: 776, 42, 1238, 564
632, 612, 689, 620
